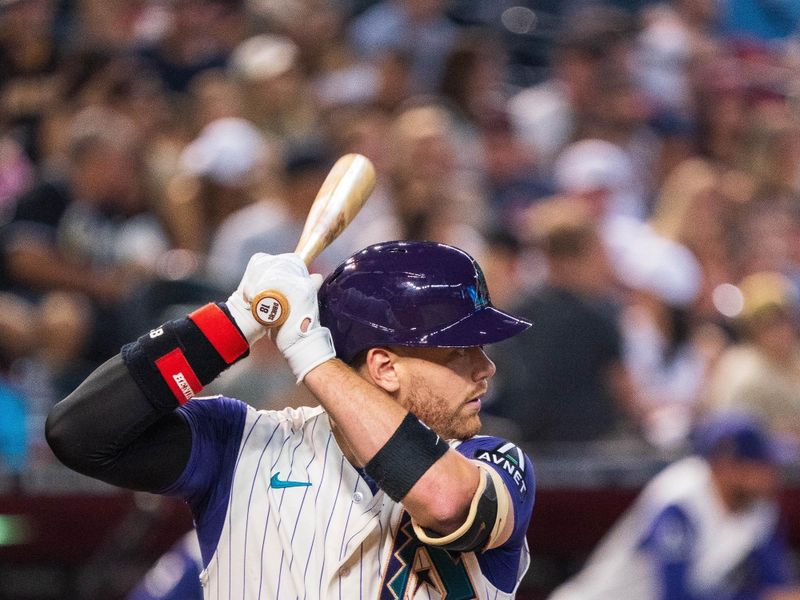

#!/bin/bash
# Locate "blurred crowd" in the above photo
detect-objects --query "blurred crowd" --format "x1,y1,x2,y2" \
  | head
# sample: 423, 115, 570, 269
2, 0, 800, 484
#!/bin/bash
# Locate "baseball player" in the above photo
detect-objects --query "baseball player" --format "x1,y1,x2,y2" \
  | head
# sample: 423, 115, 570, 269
47, 240, 536, 599
549, 413, 800, 600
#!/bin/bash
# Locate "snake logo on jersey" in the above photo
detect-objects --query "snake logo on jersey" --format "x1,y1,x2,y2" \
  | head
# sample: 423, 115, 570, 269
380, 512, 477, 600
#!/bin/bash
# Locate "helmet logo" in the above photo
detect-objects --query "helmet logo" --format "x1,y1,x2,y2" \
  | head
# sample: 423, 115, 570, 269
468, 267, 490, 309
466, 285, 489, 309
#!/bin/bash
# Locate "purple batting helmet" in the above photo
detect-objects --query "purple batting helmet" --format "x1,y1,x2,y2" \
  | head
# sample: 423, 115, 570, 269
318, 240, 531, 362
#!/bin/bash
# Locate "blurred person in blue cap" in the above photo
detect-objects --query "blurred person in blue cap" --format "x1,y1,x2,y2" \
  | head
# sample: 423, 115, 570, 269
550, 412, 800, 600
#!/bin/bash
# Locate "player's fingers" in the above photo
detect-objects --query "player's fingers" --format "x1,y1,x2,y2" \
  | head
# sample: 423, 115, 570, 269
279, 253, 309, 274
258, 255, 308, 280
246, 252, 275, 271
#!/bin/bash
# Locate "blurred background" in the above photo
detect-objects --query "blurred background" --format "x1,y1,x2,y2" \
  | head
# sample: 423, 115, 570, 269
2, 0, 800, 598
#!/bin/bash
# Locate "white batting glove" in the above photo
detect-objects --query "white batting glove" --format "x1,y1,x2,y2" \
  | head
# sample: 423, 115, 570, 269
226, 253, 282, 345
225, 253, 336, 381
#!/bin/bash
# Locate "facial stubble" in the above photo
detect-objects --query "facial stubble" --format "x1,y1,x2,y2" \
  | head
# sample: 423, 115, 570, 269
404, 374, 482, 440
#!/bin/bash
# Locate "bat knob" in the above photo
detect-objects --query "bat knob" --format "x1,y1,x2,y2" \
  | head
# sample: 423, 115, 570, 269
251, 290, 289, 328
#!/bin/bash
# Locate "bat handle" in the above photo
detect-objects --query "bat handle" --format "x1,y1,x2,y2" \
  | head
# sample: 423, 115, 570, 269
251, 289, 290, 328
250, 247, 311, 328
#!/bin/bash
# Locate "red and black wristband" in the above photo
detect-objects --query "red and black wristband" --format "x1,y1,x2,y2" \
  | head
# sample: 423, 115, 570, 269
122, 303, 249, 408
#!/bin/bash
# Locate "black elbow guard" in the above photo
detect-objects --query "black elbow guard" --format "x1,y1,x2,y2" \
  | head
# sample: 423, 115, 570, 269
412, 465, 513, 553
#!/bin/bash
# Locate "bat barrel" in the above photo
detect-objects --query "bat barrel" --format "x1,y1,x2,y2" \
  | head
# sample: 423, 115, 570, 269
251, 153, 376, 327
295, 154, 376, 265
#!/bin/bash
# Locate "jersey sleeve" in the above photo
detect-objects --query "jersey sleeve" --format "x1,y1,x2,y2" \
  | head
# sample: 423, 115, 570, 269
748, 525, 797, 590
454, 436, 536, 593
639, 504, 700, 600
158, 395, 247, 565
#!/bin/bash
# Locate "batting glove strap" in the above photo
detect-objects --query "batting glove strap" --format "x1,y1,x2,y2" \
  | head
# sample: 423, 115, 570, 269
225, 291, 266, 346
122, 303, 249, 407
282, 326, 336, 383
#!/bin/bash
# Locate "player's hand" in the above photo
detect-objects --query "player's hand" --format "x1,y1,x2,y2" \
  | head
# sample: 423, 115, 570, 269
225, 253, 335, 381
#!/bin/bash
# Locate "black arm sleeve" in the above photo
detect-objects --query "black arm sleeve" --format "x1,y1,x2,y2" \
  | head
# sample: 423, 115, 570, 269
45, 354, 192, 492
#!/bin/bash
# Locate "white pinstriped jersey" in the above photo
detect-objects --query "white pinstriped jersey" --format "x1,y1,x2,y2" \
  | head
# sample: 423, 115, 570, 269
162, 396, 535, 600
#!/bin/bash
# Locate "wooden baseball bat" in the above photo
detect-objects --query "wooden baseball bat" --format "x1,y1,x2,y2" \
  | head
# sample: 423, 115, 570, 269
250, 153, 376, 327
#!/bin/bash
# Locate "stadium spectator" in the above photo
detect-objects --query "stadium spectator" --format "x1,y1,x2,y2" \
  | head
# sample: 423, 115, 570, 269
553, 138, 645, 222
693, 53, 751, 166
489, 201, 639, 444
0, 107, 169, 361
228, 34, 322, 144
615, 222, 717, 450
649, 158, 738, 320
507, 4, 636, 169
135, 0, 240, 94
480, 112, 551, 237
0, 0, 63, 162
206, 142, 336, 288
356, 101, 489, 258
706, 272, 800, 445
348, 0, 458, 93
163, 116, 275, 259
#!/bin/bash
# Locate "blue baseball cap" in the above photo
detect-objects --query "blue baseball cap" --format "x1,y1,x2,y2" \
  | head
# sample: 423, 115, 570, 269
693, 413, 785, 464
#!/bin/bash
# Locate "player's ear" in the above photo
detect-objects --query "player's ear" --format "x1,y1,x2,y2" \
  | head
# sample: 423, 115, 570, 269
364, 347, 401, 394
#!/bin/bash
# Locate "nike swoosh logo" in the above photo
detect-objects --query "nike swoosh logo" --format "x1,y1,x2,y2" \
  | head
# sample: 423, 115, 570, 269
270, 472, 312, 489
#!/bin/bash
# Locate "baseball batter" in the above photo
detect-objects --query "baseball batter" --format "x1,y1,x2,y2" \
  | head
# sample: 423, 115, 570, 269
46, 241, 536, 599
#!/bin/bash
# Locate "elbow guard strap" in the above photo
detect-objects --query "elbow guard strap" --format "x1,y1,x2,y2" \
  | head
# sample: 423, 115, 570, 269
122, 303, 249, 408
412, 463, 513, 552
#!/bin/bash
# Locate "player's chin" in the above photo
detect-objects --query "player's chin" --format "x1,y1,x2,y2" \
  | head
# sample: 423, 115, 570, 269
450, 414, 482, 440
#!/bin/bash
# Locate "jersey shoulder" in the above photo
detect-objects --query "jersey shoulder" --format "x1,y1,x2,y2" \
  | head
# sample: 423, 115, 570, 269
453, 435, 534, 501
454, 436, 536, 593
250, 403, 326, 428
179, 394, 246, 423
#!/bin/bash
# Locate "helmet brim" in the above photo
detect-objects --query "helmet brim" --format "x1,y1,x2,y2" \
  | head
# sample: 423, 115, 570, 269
409, 305, 531, 348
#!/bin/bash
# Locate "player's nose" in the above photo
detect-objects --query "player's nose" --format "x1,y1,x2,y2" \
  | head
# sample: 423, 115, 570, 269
470, 347, 496, 382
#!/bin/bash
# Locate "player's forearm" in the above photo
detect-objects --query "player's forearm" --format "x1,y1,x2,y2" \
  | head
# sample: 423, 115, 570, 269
304, 359, 480, 533
304, 359, 407, 457
45, 354, 191, 491
48, 301, 252, 489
